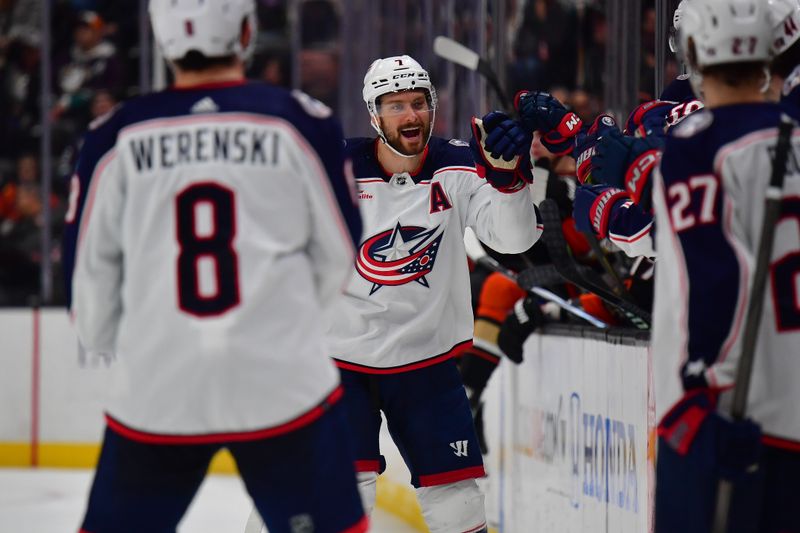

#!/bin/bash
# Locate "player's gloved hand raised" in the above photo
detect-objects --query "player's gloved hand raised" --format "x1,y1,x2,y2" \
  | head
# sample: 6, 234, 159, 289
497, 296, 546, 364
572, 183, 629, 239
515, 90, 582, 156
624, 99, 675, 138
573, 114, 619, 184
592, 129, 662, 207
481, 111, 533, 161
470, 111, 533, 193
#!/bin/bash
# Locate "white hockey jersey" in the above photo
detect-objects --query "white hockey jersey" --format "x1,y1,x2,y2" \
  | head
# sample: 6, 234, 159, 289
70, 82, 361, 439
327, 137, 541, 372
652, 104, 800, 447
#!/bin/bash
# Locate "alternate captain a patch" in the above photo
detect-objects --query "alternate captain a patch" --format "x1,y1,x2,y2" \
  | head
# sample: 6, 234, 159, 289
429, 182, 452, 213
356, 223, 443, 294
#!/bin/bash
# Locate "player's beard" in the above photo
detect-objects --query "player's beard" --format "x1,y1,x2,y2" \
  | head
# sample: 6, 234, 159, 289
384, 117, 431, 156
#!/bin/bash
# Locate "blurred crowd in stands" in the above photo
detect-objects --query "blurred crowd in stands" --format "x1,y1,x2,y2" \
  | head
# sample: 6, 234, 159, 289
0, 0, 664, 307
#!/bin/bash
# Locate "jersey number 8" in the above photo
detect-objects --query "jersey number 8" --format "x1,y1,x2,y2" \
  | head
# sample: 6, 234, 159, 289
175, 183, 240, 317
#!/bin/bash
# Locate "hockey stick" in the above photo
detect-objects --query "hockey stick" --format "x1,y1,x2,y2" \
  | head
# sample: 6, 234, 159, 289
582, 228, 634, 299
711, 114, 795, 533
433, 36, 513, 113
538, 199, 651, 329
464, 229, 609, 328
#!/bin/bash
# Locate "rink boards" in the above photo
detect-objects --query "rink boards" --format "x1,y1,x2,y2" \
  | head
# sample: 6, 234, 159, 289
0, 309, 653, 533
480, 326, 653, 533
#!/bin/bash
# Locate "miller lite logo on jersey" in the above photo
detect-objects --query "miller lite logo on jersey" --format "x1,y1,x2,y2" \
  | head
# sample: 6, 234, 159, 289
356, 222, 443, 294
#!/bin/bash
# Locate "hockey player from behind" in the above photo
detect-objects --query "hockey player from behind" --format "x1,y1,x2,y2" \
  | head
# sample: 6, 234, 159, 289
68, 1, 366, 532
328, 55, 541, 532
768, 0, 800, 113
651, 1, 800, 532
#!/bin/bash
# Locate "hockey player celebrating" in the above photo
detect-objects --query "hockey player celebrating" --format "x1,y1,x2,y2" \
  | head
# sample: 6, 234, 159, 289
327, 55, 541, 532
651, 1, 800, 531
68, 1, 367, 532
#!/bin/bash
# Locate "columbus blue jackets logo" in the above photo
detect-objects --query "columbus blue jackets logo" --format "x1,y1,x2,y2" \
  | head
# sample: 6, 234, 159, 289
356, 223, 443, 294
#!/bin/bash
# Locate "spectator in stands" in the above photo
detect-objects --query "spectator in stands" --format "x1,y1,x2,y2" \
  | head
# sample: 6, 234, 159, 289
570, 88, 602, 124
0, 30, 40, 160
510, 0, 578, 95
256, 0, 288, 49
0, 0, 41, 55
299, 44, 339, 110
300, 0, 338, 45
0, 183, 42, 305
51, 11, 124, 128
0, 153, 65, 306
250, 49, 291, 88
581, 6, 607, 99
88, 88, 117, 120
640, 6, 657, 101
0, 152, 39, 221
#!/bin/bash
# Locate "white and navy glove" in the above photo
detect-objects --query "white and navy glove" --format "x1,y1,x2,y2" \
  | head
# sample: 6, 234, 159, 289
470, 111, 533, 193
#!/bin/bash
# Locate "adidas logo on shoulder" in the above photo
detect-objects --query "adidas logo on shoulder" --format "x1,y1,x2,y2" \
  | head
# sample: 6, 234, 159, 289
191, 97, 219, 114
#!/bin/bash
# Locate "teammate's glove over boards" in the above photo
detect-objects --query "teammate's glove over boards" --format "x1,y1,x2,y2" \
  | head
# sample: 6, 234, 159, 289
470, 111, 533, 193
573, 114, 619, 184
572, 183, 629, 239
515, 90, 582, 156
497, 296, 546, 364
624, 99, 675, 138
592, 129, 662, 209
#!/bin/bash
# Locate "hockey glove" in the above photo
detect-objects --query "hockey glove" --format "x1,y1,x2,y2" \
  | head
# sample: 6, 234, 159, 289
573, 114, 619, 184
655, 389, 762, 533
459, 351, 500, 401
515, 90, 582, 156
592, 129, 662, 208
624, 99, 675, 138
658, 388, 762, 487
482, 111, 533, 161
496, 296, 546, 364
572, 183, 629, 239
470, 112, 533, 193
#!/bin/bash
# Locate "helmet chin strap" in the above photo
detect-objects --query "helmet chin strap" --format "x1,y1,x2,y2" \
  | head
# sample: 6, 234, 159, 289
371, 110, 436, 160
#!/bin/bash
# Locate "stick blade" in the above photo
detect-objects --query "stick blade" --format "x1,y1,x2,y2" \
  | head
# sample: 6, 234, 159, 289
433, 36, 480, 71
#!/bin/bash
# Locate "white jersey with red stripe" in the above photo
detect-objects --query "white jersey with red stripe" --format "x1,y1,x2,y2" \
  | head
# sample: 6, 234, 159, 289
652, 103, 800, 447
327, 137, 541, 372
70, 82, 362, 439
